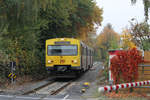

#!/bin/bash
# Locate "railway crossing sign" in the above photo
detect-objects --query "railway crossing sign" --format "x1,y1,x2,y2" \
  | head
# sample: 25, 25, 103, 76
9, 61, 16, 84
8, 73, 16, 79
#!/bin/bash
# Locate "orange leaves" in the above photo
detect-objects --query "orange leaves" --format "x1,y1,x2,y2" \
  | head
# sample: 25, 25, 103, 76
120, 29, 136, 49
97, 24, 120, 49
96, 24, 120, 59
110, 48, 143, 84
75, 0, 103, 42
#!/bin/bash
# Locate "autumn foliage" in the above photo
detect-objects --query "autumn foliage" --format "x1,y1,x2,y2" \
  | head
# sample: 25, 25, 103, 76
120, 29, 136, 49
110, 48, 143, 84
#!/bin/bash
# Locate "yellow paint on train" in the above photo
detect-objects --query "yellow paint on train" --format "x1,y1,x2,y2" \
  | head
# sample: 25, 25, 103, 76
45, 38, 93, 77
46, 38, 81, 68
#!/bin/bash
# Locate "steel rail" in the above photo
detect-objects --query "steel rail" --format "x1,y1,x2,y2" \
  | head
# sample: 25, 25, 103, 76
23, 81, 55, 95
50, 81, 72, 95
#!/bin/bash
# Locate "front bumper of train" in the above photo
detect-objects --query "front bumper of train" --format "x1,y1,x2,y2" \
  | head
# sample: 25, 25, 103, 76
46, 66, 81, 71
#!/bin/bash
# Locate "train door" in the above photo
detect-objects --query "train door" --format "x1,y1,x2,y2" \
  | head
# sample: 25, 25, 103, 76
83, 47, 87, 71
91, 50, 93, 67
86, 47, 88, 70
88, 49, 91, 69
81, 44, 83, 69
89, 50, 91, 68
81, 44, 85, 71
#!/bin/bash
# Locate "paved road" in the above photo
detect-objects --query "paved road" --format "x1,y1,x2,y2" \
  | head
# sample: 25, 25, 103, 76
0, 62, 102, 100
0, 95, 84, 100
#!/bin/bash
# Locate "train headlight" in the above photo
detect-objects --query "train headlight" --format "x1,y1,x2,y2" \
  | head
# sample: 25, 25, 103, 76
48, 60, 53, 63
61, 38, 64, 40
72, 60, 77, 64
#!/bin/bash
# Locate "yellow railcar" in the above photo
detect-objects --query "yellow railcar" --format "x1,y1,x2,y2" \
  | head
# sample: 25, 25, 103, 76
46, 38, 93, 77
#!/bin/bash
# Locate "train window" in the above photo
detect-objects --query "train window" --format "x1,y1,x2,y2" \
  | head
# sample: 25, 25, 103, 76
47, 45, 78, 56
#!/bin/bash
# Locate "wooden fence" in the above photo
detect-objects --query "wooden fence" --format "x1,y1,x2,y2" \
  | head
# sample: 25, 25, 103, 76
138, 51, 150, 81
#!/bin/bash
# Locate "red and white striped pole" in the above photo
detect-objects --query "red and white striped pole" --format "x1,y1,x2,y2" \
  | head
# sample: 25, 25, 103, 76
98, 80, 150, 92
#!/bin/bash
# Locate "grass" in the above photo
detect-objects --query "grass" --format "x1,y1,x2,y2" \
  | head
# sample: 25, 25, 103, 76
93, 91, 148, 100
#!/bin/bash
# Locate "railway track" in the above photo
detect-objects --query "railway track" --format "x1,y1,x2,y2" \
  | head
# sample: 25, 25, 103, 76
20, 62, 99, 97
50, 81, 72, 95
23, 79, 74, 96
23, 80, 55, 95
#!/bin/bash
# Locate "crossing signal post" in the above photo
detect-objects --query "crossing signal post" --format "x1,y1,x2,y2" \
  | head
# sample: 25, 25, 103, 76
8, 73, 16, 80
8, 62, 16, 84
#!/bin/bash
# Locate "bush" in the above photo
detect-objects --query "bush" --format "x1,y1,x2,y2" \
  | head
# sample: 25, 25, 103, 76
110, 48, 143, 84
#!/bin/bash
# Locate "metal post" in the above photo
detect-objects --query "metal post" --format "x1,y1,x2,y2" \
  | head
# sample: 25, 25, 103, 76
11, 62, 14, 84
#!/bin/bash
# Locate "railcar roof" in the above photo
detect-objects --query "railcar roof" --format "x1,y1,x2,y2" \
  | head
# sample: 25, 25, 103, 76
46, 38, 79, 41
46, 38, 93, 50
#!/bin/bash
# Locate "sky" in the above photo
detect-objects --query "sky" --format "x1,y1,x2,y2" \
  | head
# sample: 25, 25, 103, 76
95, 0, 145, 34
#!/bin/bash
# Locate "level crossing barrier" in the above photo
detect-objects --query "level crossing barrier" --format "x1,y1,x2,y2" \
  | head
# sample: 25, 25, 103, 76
98, 80, 150, 92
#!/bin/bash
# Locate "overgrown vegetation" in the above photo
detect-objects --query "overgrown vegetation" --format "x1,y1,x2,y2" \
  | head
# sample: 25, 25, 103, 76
110, 48, 143, 84
96, 24, 120, 79
131, 0, 150, 21
129, 21, 150, 51
96, 24, 120, 60
0, 0, 103, 85
120, 29, 136, 49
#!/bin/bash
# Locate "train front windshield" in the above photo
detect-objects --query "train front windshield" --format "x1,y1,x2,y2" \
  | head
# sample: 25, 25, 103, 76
48, 45, 77, 56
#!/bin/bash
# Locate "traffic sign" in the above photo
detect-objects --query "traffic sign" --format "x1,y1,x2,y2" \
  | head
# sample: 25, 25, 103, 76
8, 73, 16, 79
9, 61, 16, 84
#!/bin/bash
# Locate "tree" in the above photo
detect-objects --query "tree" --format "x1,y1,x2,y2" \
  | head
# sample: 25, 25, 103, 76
0, 0, 51, 32
129, 21, 150, 50
96, 24, 120, 59
120, 29, 136, 49
39, 0, 103, 48
0, 0, 51, 79
131, 0, 150, 21
73, 0, 103, 42
0, 0, 103, 82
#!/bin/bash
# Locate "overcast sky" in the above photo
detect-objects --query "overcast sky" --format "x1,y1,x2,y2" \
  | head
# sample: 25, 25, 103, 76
95, 0, 145, 34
